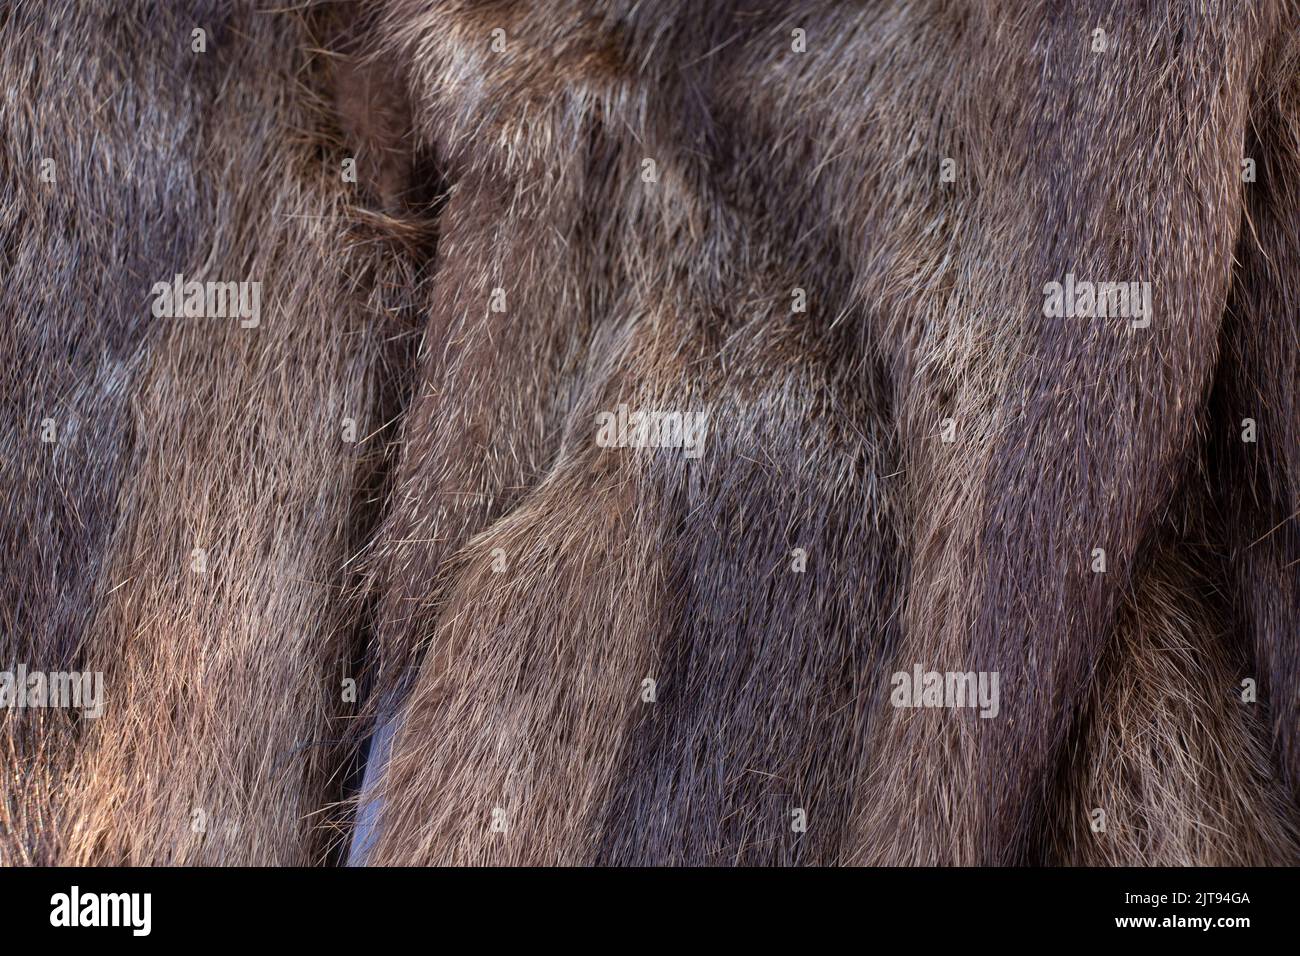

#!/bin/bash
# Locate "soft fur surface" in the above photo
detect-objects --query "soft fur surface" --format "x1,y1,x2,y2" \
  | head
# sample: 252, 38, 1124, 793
1, 0, 1297, 866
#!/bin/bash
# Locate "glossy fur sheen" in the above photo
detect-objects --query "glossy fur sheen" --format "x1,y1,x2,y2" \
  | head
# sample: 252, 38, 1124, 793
2, 0, 1297, 866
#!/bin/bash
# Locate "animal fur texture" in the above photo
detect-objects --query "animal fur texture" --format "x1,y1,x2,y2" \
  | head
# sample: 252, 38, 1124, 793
0, 0, 1296, 866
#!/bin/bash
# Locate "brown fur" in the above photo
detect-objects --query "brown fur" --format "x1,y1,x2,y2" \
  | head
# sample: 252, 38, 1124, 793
353, 0, 1300, 867
2, 0, 1297, 866
1, 1, 427, 864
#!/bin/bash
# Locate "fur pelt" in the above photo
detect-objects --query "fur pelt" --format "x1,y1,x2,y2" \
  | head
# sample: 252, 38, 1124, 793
1, 0, 1296, 866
